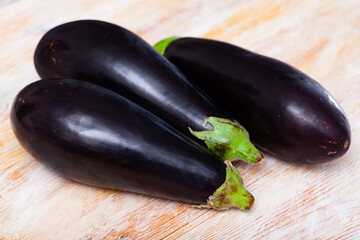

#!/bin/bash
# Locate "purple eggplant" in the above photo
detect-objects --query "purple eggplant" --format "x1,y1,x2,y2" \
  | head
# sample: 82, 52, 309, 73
11, 79, 254, 210
33, 20, 262, 163
155, 37, 351, 164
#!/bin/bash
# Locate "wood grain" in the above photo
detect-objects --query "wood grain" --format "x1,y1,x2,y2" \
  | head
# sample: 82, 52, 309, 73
0, 0, 359, 239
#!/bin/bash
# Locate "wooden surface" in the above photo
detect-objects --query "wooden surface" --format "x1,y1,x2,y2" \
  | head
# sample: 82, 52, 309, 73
1, 0, 359, 239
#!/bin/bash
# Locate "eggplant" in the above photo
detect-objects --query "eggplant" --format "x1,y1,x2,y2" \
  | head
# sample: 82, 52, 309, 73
155, 37, 351, 164
11, 79, 254, 210
33, 20, 263, 163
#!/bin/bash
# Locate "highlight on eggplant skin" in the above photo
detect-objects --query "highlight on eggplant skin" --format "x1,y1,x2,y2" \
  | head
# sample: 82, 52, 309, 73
10, 78, 254, 210
33, 20, 263, 164
158, 37, 351, 164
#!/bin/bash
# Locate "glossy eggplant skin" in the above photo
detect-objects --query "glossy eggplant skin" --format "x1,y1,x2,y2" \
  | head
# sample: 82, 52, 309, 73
34, 20, 227, 136
11, 79, 226, 204
163, 38, 351, 164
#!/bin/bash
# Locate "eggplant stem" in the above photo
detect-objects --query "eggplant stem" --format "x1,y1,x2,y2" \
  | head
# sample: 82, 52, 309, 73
154, 37, 178, 55
195, 160, 254, 210
190, 117, 263, 163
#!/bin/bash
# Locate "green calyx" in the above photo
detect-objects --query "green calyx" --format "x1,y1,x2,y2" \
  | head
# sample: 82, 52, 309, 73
196, 161, 254, 210
190, 117, 263, 163
153, 36, 179, 55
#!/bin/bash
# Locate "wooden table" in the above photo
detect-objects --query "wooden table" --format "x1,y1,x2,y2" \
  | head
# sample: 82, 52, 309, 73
1, 0, 359, 239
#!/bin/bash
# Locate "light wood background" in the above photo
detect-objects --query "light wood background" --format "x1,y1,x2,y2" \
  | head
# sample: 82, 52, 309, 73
0, 0, 359, 239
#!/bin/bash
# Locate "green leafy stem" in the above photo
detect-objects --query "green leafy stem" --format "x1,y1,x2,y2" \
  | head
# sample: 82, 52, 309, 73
196, 160, 254, 210
191, 117, 263, 163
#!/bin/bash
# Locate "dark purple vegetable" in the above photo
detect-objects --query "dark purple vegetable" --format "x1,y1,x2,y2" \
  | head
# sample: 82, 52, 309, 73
33, 20, 262, 163
11, 78, 254, 210
156, 37, 351, 164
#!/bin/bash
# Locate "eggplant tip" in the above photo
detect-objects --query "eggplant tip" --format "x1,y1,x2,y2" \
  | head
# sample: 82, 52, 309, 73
153, 36, 179, 55
196, 161, 254, 211
191, 117, 264, 164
